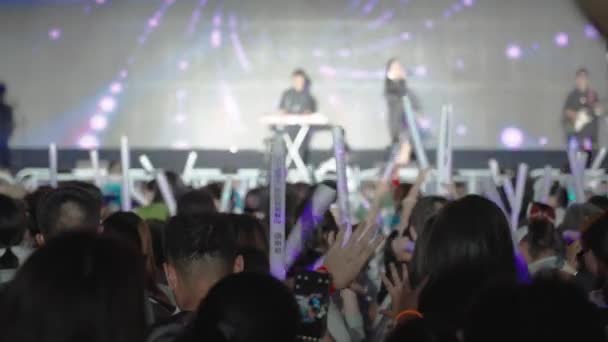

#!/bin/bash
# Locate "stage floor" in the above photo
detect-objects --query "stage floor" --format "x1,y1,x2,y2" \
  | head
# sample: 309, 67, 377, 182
7, 148, 598, 174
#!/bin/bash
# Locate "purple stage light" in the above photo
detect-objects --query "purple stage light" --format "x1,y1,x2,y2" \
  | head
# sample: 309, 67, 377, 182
456, 124, 468, 136
213, 13, 222, 26
554, 32, 569, 47
211, 29, 222, 48
110, 82, 123, 94
90, 114, 108, 131
462, 0, 474, 7
95, 0, 105, 4
505, 44, 522, 60
585, 24, 599, 40
98, 96, 116, 113
443, 9, 452, 18
178, 60, 190, 71
414, 65, 428, 77
48, 28, 62, 40
500, 127, 524, 149
400, 32, 412, 41
148, 17, 159, 28
319, 65, 337, 78
78, 134, 99, 149
417, 116, 432, 130
538, 136, 548, 146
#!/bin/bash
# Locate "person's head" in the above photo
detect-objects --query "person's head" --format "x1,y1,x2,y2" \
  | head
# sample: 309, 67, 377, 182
181, 273, 299, 342
558, 203, 603, 233
0, 194, 26, 269
576, 68, 590, 91
177, 189, 217, 216
581, 212, 608, 278
408, 196, 448, 241
36, 187, 102, 245
385, 57, 405, 81
23, 186, 52, 238
519, 219, 560, 264
0, 232, 146, 342
465, 277, 604, 342
291, 68, 309, 92
164, 213, 242, 311
411, 195, 516, 334
227, 214, 269, 273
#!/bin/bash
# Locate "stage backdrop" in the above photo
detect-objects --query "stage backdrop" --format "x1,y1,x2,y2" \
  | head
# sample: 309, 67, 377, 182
0, 0, 606, 150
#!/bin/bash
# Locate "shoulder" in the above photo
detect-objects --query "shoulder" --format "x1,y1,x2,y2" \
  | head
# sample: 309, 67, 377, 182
147, 312, 194, 342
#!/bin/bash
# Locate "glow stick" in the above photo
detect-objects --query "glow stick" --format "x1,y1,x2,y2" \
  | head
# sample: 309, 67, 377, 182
381, 143, 401, 182
139, 154, 155, 173
182, 151, 198, 182
488, 159, 501, 186
567, 147, 586, 203
436, 105, 454, 194
219, 177, 233, 213
538, 166, 553, 204
269, 135, 287, 280
155, 171, 177, 216
403, 96, 429, 169
591, 147, 607, 171
332, 126, 352, 243
130, 187, 148, 206
284, 183, 336, 268
48, 143, 58, 188
484, 178, 508, 217
89, 149, 101, 188
509, 163, 528, 232
120, 136, 131, 211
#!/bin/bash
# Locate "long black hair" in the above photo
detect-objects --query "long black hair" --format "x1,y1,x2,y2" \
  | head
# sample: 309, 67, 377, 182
0, 194, 26, 270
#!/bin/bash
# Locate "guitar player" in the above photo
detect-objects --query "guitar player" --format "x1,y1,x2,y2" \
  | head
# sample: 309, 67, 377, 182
563, 68, 602, 150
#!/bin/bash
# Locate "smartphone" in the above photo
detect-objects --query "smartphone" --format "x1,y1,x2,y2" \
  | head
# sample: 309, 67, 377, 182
294, 271, 331, 342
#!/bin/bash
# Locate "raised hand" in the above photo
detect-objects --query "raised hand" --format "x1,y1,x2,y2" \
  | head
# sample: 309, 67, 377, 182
381, 262, 427, 317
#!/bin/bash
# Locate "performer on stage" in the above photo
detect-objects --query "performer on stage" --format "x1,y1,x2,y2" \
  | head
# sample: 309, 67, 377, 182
563, 68, 602, 150
278, 69, 317, 164
384, 58, 420, 145
0, 83, 14, 169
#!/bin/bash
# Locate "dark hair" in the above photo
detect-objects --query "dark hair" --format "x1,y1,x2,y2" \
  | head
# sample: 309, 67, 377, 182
408, 196, 448, 237
0, 232, 146, 342
384, 57, 400, 94
146, 219, 166, 267
180, 273, 299, 342
411, 195, 516, 334
0, 83, 5, 98
465, 277, 604, 342
203, 182, 223, 201
291, 68, 311, 89
576, 68, 589, 77
103, 212, 142, 251
164, 213, 237, 276
558, 203, 603, 233
0, 195, 26, 269
23, 186, 53, 236
588, 195, 608, 211
227, 214, 269, 273
36, 187, 101, 237
177, 189, 217, 216
581, 212, 608, 265
60, 181, 103, 208
523, 219, 561, 260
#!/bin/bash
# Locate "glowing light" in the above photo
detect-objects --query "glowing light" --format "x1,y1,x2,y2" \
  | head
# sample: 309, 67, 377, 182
414, 65, 428, 77
229, 145, 238, 154
178, 60, 190, 71
500, 127, 524, 149
119, 70, 128, 79
456, 124, 468, 136
312, 49, 324, 57
538, 136, 548, 146
319, 65, 337, 78
424, 20, 434, 29
462, 0, 474, 6
98, 96, 116, 113
172, 140, 190, 150
554, 32, 569, 47
110, 82, 123, 94
175, 113, 186, 123
148, 17, 159, 28
176, 89, 188, 101
585, 24, 599, 40
455, 58, 465, 70
400, 32, 412, 41
338, 49, 352, 58
90, 114, 108, 131
417, 116, 432, 130
48, 28, 62, 40
78, 134, 99, 149
95, 0, 105, 4
505, 44, 522, 60
211, 29, 222, 48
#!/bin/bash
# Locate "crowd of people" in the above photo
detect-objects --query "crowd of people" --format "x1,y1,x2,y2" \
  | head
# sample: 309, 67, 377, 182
0, 163, 607, 342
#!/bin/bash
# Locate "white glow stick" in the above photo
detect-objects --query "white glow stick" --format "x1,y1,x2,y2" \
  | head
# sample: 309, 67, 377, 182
130, 187, 148, 206
182, 151, 198, 182
139, 154, 155, 173
436, 105, 454, 194
48, 143, 58, 188
332, 126, 352, 243
382, 143, 401, 182
284, 184, 336, 268
155, 171, 177, 216
567, 147, 586, 203
591, 147, 607, 171
538, 165, 553, 204
403, 96, 429, 169
488, 159, 501, 186
120, 136, 132, 211
509, 163, 528, 232
484, 179, 508, 216
269, 135, 287, 280
89, 149, 101, 188
219, 177, 233, 213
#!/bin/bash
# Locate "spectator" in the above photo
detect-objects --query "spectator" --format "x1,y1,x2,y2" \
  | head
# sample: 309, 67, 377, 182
588, 195, 608, 212
0, 194, 28, 282
179, 273, 299, 342
519, 219, 563, 276
35, 186, 102, 245
581, 212, 608, 308
228, 213, 269, 273
177, 189, 217, 216
147, 213, 243, 342
103, 212, 175, 324
0, 232, 146, 342
558, 202, 603, 233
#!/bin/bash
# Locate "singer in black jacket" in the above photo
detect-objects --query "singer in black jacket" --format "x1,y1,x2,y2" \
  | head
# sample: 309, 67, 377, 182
384, 58, 420, 144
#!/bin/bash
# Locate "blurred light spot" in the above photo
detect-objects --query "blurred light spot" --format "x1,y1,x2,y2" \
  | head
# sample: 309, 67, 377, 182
49, 28, 62, 40
175, 113, 186, 124
505, 44, 522, 60
176, 89, 188, 100
98, 96, 116, 113
417, 116, 432, 130
148, 17, 159, 28
584, 24, 599, 40
178, 60, 190, 71
500, 127, 524, 149
211, 29, 222, 48
538, 136, 549, 146
414, 65, 428, 77
110, 82, 123, 94
90, 114, 108, 131
400, 32, 412, 41
424, 19, 434, 29
229, 145, 238, 154
456, 124, 468, 136
78, 134, 99, 149
462, 0, 474, 6
172, 140, 190, 150
554, 32, 569, 47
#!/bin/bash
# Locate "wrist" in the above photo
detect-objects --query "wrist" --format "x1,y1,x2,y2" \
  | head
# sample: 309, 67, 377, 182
395, 309, 423, 325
